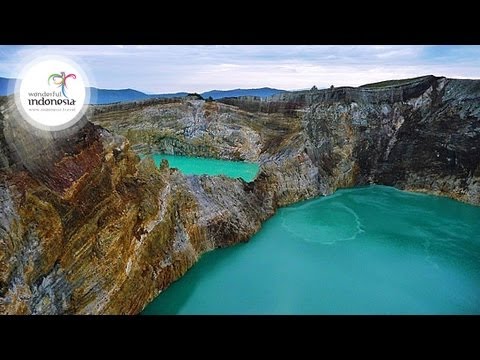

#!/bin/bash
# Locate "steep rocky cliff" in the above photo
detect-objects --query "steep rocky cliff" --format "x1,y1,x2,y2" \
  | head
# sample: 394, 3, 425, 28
1, 75, 479, 314
301, 76, 480, 204
92, 99, 264, 161
0, 97, 278, 314
94, 75, 480, 206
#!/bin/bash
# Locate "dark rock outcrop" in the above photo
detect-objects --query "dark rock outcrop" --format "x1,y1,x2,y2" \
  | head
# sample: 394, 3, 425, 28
301, 76, 480, 204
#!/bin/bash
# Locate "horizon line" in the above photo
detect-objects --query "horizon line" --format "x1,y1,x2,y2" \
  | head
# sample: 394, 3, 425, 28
3, 73, 479, 95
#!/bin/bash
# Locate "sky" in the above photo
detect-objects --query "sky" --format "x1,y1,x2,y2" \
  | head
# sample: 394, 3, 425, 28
0, 45, 479, 93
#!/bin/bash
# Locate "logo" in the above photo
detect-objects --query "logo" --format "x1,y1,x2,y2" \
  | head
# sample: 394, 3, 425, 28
48, 72, 77, 98
14, 55, 91, 131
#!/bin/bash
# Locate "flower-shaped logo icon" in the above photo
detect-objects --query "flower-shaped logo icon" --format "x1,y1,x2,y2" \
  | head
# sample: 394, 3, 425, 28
48, 71, 77, 98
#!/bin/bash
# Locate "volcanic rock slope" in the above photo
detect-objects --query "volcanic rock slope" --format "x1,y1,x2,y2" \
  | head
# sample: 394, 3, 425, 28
0, 75, 478, 314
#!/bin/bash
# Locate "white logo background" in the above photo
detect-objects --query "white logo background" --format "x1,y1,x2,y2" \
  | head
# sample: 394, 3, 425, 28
15, 56, 90, 131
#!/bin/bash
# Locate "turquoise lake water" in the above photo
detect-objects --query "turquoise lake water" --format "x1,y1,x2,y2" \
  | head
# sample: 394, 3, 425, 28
147, 153, 259, 182
143, 185, 480, 315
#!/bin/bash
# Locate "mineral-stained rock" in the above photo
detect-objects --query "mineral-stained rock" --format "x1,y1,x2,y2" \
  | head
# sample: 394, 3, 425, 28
0, 75, 479, 314
0, 97, 283, 314
301, 76, 480, 204
92, 100, 264, 162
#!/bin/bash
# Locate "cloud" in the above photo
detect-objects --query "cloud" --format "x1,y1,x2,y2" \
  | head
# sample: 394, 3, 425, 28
0, 45, 479, 93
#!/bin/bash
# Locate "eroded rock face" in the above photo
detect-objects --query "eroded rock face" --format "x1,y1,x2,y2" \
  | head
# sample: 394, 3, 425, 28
0, 75, 479, 314
302, 76, 480, 204
93, 100, 264, 162
0, 98, 282, 314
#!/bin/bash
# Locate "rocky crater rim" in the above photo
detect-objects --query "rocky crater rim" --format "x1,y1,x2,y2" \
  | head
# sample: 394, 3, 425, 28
0, 74, 479, 315
91, 75, 442, 108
